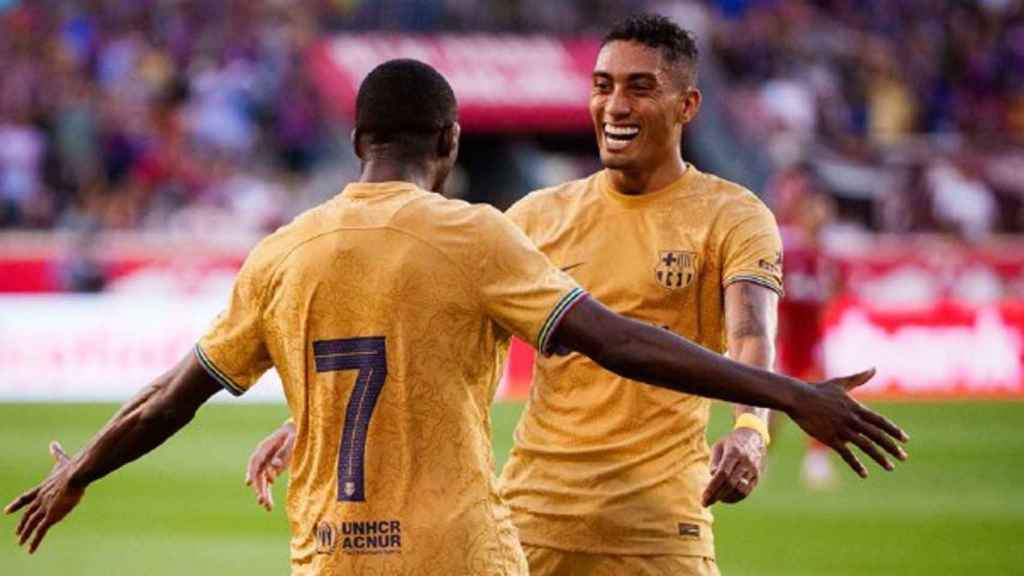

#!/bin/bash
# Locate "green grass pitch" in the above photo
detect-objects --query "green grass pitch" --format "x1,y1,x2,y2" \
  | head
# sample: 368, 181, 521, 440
1, 401, 1020, 575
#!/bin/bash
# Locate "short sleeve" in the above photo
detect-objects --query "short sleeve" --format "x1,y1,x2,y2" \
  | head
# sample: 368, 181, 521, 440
194, 253, 274, 396
474, 207, 587, 356
721, 201, 784, 296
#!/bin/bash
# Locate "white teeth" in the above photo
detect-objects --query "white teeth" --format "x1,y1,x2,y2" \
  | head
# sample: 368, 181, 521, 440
604, 134, 630, 151
604, 124, 639, 137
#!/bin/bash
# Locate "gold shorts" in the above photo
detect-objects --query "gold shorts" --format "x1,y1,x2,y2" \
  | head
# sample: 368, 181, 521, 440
523, 543, 720, 576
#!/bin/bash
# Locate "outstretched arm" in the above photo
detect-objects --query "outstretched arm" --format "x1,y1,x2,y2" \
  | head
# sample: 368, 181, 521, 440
5, 352, 223, 553
553, 297, 909, 476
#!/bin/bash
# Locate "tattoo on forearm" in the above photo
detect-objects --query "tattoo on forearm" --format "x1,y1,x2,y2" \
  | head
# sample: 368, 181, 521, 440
728, 283, 774, 341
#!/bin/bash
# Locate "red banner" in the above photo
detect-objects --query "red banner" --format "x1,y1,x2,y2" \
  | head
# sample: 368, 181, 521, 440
822, 298, 1024, 399
4, 234, 1024, 401
829, 235, 1024, 304
308, 34, 600, 133
498, 338, 534, 400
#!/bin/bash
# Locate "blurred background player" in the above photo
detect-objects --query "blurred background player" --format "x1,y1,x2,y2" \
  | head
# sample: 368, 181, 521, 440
770, 162, 840, 489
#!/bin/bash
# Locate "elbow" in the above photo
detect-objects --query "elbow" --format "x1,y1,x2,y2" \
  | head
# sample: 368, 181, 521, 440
138, 403, 192, 430
730, 336, 776, 370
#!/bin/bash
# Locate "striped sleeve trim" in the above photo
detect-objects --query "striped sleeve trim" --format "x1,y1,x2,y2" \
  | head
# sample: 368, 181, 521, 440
194, 343, 246, 397
724, 274, 785, 297
537, 287, 589, 356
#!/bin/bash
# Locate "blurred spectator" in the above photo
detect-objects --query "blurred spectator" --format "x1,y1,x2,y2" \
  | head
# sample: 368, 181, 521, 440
0, 0, 1019, 240
0, 111, 46, 227
0, 0, 333, 234
875, 163, 938, 234
712, 0, 1024, 233
927, 159, 998, 240
57, 229, 107, 293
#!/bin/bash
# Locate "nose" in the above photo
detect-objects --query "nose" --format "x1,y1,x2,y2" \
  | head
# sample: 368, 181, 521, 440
605, 86, 631, 118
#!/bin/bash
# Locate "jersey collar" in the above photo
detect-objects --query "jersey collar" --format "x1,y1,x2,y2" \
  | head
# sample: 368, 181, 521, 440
599, 164, 700, 208
342, 181, 423, 198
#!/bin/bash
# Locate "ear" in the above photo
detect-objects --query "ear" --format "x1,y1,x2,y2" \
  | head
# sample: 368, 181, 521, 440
438, 122, 461, 160
351, 128, 364, 160
676, 86, 702, 126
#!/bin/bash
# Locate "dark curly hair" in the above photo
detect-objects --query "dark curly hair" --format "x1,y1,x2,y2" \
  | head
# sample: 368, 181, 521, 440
602, 14, 699, 86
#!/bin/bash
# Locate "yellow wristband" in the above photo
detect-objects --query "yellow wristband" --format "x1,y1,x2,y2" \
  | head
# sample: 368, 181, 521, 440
734, 413, 770, 446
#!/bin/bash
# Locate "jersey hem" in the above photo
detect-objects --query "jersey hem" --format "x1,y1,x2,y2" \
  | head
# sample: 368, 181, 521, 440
517, 533, 716, 559
194, 343, 246, 396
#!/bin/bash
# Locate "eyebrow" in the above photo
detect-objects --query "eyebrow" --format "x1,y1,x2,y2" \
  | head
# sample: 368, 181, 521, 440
592, 71, 660, 83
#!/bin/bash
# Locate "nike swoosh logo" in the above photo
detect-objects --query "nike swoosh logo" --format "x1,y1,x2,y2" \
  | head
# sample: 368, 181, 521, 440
560, 262, 586, 272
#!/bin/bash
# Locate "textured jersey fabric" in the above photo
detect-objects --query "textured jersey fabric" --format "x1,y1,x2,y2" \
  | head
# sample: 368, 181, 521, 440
196, 181, 586, 575
498, 166, 783, 557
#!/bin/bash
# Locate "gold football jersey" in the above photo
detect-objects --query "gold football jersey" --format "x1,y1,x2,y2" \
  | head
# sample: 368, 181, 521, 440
498, 166, 783, 557
196, 181, 587, 575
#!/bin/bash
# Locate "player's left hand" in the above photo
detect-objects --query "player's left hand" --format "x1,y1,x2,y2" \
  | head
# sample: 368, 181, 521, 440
245, 421, 296, 511
4, 441, 85, 554
703, 428, 766, 506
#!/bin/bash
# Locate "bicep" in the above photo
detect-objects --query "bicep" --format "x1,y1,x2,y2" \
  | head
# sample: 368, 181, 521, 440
548, 296, 617, 360
175, 352, 227, 406
550, 296, 654, 369
724, 281, 779, 350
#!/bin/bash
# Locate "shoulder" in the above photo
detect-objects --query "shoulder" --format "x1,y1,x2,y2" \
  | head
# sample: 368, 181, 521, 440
695, 171, 770, 212
240, 207, 320, 276
513, 172, 599, 212
694, 171, 778, 231
396, 192, 508, 236
506, 172, 600, 229
239, 200, 356, 285
390, 193, 524, 268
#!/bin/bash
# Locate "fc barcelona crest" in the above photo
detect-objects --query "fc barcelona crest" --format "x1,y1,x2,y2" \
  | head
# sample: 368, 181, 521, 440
655, 251, 697, 289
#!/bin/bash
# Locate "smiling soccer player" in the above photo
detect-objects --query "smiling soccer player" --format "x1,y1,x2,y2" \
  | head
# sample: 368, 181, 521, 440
497, 16, 785, 574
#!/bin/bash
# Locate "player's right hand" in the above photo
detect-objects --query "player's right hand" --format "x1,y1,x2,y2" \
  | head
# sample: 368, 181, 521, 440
789, 369, 910, 478
245, 421, 296, 511
5, 441, 84, 554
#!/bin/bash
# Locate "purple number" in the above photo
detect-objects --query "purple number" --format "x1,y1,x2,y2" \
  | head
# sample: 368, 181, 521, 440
313, 337, 388, 502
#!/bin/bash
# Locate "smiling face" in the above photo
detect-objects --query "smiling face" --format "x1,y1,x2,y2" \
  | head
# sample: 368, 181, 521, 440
590, 40, 700, 176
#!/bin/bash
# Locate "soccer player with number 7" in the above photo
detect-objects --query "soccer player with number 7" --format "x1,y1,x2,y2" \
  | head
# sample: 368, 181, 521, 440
6, 59, 908, 576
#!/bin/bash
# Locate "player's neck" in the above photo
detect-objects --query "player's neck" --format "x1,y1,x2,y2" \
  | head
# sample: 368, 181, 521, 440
359, 159, 437, 192
607, 156, 688, 196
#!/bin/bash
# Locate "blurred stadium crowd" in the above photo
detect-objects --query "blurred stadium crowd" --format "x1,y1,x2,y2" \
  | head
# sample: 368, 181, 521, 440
0, 0, 1022, 239
0, 0, 331, 233
715, 0, 1024, 239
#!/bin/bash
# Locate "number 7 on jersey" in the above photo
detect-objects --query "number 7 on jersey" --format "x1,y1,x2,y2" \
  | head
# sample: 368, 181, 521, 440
313, 337, 388, 502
